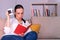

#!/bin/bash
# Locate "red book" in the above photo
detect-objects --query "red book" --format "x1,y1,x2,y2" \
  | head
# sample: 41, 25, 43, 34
14, 24, 27, 34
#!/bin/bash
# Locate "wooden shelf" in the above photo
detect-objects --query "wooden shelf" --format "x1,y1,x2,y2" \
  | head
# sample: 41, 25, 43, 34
31, 3, 58, 17
32, 4, 57, 5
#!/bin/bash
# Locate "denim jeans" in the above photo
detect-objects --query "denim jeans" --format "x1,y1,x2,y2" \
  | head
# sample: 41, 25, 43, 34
1, 31, 37, 40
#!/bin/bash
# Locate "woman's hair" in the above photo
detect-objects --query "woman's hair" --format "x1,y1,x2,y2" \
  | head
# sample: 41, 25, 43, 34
14, 4, 24, 12
14, 4, 26, 23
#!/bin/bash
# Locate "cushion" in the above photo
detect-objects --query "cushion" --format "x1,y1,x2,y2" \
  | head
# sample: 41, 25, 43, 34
30, 24, 41, 33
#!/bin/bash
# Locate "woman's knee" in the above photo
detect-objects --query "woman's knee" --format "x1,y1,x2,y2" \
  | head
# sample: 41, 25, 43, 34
25, 31, 38, 40
28, 31, 37, 37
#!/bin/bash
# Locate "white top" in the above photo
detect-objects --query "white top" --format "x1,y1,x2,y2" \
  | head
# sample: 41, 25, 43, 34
3, 18, 32, 36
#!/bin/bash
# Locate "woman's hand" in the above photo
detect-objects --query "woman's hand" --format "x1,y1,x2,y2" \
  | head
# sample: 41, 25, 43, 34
19, 33, 24, 37
5, 11, 10, 27
6, 11, 10, 19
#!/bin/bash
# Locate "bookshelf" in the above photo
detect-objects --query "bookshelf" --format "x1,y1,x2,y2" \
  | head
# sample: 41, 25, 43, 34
31, 3, 57, 17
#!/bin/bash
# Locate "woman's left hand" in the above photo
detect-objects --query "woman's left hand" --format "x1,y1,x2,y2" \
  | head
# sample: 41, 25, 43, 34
19, 33, 24, 37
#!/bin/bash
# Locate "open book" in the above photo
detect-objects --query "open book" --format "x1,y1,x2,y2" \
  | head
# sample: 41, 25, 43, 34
14, 24, 27, 34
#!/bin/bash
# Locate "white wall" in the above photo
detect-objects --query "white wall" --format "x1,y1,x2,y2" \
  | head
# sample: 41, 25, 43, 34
48, 0, 56, 2
0, 0, 17, 18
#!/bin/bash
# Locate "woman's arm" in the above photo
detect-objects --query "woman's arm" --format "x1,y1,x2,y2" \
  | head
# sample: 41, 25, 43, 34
4, 11, 11, 34
5, 11, 10, 27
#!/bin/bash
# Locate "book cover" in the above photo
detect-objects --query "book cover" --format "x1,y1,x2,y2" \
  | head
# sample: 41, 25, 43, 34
34, 9, 38, 16
14, 24, 27, 34
37, 9, 41, 17
48, 9, 50, 16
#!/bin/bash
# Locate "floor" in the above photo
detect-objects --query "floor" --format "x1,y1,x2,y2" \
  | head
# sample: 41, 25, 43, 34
0, 38, 60, 40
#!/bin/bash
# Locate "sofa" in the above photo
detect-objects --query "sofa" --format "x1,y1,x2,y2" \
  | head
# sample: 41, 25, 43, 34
32, 17, 60, 40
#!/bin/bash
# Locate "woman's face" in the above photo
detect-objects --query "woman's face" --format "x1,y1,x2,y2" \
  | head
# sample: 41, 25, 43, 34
15, 8, 24, 20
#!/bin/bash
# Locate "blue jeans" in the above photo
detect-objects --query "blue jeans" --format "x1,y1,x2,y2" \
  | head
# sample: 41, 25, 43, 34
1, 31, 37, 40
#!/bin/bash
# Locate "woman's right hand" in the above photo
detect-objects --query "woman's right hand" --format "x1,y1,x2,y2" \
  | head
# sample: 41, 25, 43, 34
6, 11, 10, 19
5, 11, 10, 27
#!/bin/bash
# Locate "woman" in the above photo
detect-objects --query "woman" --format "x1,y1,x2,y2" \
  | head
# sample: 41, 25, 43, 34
1, 4, 37, 40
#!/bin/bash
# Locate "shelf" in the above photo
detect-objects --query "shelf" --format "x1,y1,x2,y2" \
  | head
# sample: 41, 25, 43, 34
31, 3, 58, 17
32, 4, 57, 5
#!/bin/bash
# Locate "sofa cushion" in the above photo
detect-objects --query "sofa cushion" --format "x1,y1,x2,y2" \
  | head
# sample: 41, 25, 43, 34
30, 24, 41, 33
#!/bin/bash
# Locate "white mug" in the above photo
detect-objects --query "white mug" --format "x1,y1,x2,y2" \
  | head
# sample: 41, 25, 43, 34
7, 8, 13, 15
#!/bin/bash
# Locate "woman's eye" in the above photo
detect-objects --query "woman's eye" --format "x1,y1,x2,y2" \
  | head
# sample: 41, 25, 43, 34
17, 13, 23, 14
17, 13, 20, 14
21, 13, 23, 14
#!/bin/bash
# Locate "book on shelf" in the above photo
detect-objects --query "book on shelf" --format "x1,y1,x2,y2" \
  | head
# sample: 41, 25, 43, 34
37, 9, 41, 17
51, 12, 57, 16
32, 9, 42, 17
34, 9, 38, 16
45, 9, 50, 16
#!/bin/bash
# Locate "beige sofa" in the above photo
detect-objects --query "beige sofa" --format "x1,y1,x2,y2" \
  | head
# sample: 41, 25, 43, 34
32, 17, 60, 40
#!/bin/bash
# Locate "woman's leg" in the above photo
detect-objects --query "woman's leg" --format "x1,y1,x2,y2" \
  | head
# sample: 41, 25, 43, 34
24, 31, 38, 40
1, 35, 24, 40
